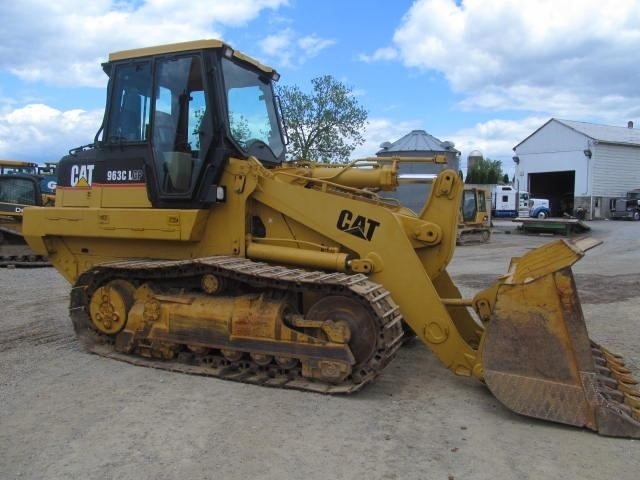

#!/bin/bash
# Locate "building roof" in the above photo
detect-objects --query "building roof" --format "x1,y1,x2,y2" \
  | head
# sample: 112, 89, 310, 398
377, 129, 459, 154
515, 118, 640, 149
557, 119, 640, 145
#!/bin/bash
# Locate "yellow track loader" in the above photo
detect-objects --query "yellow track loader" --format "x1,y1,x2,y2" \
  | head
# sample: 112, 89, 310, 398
457, 186, 491, 245
22, 39, 639, 437
0, 173, 50, 266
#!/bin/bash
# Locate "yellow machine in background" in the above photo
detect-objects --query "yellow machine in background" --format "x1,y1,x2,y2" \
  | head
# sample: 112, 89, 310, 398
457, 186, 491, 245
0, 174, 51, 266
22, 39, 640, 437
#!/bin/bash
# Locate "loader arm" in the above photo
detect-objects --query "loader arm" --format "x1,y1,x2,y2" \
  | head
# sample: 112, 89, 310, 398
248, 162, 483, 378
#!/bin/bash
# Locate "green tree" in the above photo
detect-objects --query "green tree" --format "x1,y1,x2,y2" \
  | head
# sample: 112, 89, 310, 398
229, 113, 251, 145
276, 75, 368, 163
465, 157, 503, 184
192, 110, 251, 150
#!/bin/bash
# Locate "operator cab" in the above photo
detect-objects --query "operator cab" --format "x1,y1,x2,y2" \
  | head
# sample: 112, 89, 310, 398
57, 40, 286, 208
461, 188, 488, 222
0, 174, 43, 213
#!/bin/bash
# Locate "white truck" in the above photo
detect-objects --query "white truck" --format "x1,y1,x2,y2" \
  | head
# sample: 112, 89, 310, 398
528, 198, 551, 218
491, 185, 530, 218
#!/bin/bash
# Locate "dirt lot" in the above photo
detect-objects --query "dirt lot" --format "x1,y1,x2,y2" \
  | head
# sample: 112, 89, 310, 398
1, 220, 639, 480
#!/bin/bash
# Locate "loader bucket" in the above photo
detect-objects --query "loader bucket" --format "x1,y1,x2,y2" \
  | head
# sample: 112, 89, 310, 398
480, 238, 640, 437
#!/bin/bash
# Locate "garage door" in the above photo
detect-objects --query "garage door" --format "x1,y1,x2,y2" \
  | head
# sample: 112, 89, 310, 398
528, 171, 575, 217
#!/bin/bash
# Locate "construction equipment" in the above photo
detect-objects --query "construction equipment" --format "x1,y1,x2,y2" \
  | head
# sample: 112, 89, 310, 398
36, 162, 58, 194
0, 159, 39, 175
457, 186, 491, 244
389, 177, 491, 245
0, 174, 50, 266
22, 39, 640, 437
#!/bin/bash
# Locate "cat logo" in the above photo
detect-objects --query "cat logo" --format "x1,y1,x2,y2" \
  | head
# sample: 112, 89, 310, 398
336, 209, 380, 241
70, 164, 95, 187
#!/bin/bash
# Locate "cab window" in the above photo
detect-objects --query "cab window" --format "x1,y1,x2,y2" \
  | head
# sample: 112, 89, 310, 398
106, 63, 152, 142
152, 55, 206, 195
222, 57, 285, 163
0, 177, 38, 205
478, 190, 487, 212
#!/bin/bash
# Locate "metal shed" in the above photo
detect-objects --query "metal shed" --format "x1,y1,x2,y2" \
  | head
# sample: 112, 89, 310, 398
376, 130, 460, 212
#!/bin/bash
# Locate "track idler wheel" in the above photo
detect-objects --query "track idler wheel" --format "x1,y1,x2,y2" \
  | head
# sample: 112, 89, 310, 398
88, 280, 135, 335
303, 295, 378, 383
307, 296, 377, 365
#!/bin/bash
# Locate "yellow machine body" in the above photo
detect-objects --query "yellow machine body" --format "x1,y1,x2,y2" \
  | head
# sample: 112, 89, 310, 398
22, 39, 640, 436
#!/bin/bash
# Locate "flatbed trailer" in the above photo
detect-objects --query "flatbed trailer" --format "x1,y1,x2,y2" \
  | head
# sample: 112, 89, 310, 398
513, 217, 590, 236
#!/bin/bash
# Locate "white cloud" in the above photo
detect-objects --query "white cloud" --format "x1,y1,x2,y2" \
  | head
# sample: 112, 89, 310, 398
358, 47, 398, 63
449, 116, 550, 176
261, 30, 295, 67
352, 117, 423, 159
0, 0, 289, 87
366, 0, 640, 120
0, 104, 103, 162
259, 29, 335, 68
298, 34, 335, 58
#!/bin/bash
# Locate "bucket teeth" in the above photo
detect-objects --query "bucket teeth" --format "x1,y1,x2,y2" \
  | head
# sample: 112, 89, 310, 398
618, 382, 640, 397
625, 394, 640, 409
601, 386, 625, 402
597, 374, 618, 389
591, 344, 631, 375
615, 374, 638, 385
600, 346, 625, 360
591, 343, 640, 424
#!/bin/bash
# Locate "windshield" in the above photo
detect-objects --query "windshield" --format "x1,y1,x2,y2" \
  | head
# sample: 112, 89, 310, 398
0, 177, 37, 205
221, 57, 285, 162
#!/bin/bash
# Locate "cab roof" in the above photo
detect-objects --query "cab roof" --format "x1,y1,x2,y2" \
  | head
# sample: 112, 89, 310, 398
108, 39, 277, 75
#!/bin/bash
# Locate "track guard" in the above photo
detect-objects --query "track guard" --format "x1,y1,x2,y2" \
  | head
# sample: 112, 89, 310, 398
480, 238, 640, 437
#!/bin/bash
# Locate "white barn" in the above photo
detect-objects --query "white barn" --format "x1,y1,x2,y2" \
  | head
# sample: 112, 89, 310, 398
513, 118, 640, 219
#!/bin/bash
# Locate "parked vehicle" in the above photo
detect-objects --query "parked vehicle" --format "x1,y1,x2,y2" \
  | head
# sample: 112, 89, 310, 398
529, 198, 551, 218
491, 185, 529, 218
610, 189, 640, 220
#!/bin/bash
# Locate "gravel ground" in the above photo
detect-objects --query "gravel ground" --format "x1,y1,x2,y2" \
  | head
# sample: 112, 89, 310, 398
1, 219, 639, 480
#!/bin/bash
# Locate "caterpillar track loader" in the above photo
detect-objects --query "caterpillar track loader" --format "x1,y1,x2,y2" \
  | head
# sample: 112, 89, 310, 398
22, 39, 640, 437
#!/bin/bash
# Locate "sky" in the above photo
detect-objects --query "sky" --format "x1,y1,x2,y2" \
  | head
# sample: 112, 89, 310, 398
1, 0, 640, 178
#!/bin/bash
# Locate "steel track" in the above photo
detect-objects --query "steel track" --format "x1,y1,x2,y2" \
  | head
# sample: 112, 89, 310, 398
70, 256, 405, 393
